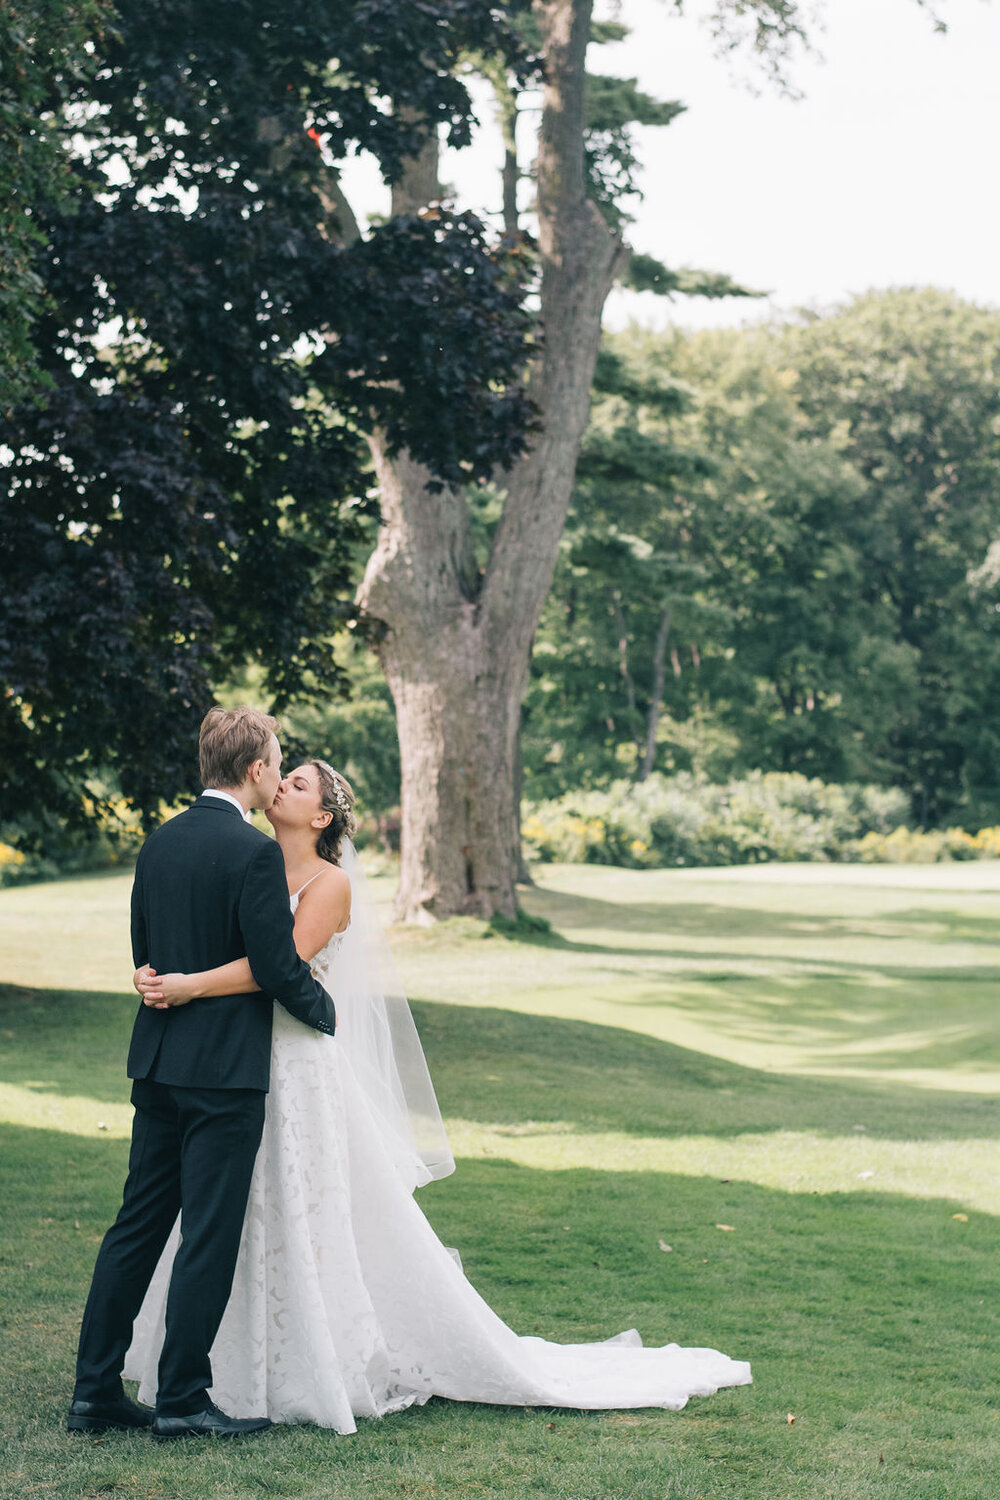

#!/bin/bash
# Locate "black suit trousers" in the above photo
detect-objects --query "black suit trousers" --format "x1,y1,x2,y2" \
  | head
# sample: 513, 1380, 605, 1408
74, 1078, 266, 1415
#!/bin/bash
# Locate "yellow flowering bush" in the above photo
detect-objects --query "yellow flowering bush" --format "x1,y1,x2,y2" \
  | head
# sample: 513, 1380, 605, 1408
522, 773, 1000, 870
853, 826, 981, 863
971, 827, 1000, 858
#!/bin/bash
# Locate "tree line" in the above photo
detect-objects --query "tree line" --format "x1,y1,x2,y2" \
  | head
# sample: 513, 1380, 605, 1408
524, 288, 1000, 831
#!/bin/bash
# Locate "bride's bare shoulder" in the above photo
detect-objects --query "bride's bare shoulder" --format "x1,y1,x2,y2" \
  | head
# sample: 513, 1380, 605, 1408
305, 863, 351, 906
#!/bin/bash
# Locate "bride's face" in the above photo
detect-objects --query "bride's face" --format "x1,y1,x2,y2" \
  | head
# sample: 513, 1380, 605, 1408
265, 763, 329, 834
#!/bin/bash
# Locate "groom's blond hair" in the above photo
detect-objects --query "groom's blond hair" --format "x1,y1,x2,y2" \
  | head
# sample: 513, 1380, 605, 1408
199, 706, 280, 790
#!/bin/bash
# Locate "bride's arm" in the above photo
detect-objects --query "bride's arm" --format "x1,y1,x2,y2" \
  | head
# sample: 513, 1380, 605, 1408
137, 866, 352, 1008
135, 958, 258, 1008
290, 866, 351, 964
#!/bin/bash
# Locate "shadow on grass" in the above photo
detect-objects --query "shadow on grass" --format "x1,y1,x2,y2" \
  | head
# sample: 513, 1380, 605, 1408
476, 886, 1000, 1079
519, 884, 1000, 947
5, 1120, 997, 1376
413, 1002, 1000, 1142
617, 970, 1000, 1077
3, 1119, 998, 1500
0, 984, 137, 1107
4, 978, 994, 1144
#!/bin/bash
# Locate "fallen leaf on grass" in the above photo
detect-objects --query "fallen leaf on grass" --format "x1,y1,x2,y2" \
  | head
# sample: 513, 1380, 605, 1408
715, 1224, 735, 1232
952, 1212, 969, 1222
857, 1170, 875, 1180
658, 1239, 673, 1253
786, 1413, 795, 1425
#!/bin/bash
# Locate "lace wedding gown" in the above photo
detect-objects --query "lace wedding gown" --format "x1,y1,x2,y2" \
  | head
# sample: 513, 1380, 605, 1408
124, 883, 751, 1431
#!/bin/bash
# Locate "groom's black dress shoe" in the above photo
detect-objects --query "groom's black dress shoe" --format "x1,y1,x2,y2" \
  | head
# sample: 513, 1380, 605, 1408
67, 1396, 154, 1433
151, 1401, 272, 1440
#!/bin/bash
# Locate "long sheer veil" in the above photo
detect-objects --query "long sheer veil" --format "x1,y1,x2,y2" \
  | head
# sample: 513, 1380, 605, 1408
330, 839, 455, 1192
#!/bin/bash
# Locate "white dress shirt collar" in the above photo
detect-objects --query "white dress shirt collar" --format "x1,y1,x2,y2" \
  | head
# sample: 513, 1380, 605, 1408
202, 788, 253, 822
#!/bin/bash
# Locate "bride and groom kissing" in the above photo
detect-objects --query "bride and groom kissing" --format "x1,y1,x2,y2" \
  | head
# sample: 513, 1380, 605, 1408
68, 705, 751, 1440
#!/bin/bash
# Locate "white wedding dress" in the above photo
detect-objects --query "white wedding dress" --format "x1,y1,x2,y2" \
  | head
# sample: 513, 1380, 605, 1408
124, 862, 751, 1430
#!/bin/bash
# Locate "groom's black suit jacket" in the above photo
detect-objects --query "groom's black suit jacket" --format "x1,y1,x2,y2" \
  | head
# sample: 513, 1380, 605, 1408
128, 794, 335, 1091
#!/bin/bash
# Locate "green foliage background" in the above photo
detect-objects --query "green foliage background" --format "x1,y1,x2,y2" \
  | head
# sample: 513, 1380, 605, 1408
523, 288, 1000, 829
5, 3, 998, 861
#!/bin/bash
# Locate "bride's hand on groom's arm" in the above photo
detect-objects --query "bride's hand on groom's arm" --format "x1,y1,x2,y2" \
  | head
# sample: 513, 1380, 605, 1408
133, 964, 166, 1008
135, 965, 197, 1009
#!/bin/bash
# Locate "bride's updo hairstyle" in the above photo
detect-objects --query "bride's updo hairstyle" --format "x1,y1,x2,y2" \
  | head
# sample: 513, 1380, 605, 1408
310, 760, 357, 866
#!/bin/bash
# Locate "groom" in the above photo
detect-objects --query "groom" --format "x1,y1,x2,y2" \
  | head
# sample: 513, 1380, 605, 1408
68, 707, 336, 1439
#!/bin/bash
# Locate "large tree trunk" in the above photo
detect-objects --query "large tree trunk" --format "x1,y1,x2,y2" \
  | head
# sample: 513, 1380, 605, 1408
358, 0, 626, 922
360, 445, 528, 920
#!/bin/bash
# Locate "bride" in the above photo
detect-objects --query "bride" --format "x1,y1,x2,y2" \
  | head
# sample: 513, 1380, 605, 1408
125, 760, 751, 1431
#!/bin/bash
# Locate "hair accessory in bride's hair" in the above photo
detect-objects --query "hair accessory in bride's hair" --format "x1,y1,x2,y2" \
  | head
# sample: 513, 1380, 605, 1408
310, 759, 357, 864
313, 759, 352, 817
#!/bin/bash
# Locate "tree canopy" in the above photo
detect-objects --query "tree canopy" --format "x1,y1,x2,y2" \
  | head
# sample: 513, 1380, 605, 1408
1, 0, 538, 833
0, 0, 110, 410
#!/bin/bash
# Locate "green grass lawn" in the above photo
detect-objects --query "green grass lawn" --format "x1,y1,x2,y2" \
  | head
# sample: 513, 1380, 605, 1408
1, 861, 999, 1499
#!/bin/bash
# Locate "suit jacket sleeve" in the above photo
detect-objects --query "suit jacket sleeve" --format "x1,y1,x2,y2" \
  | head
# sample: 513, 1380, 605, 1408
239, 840, 336, 1036
130, 860, 148, 968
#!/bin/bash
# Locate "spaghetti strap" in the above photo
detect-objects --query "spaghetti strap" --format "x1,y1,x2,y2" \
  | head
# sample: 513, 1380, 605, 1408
291, 871, 325, 900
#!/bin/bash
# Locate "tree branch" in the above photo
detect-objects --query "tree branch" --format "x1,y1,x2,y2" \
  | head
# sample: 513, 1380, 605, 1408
391, 110, 442, 216
356, 124, 479, 629
481, 0, 626, 653
535, 0, 590, 223
638, 604, 671, 781
611, 588, 640, 739
315, 166, 363, 247
499, 88, 520, 240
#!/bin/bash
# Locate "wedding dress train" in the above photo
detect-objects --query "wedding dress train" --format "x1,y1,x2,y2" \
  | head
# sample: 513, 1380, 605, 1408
124, 867, 751, 1430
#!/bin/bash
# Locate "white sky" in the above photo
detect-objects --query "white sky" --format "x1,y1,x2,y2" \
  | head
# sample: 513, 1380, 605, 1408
338, 0, 1000, 331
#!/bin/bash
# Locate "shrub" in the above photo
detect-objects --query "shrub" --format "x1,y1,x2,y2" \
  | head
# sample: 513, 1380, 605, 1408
971, 827, 1000, 858
522, 772, 941, 870
852, 826, 981, 863
0, 842, 27, 887
1, 794, 147, 887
